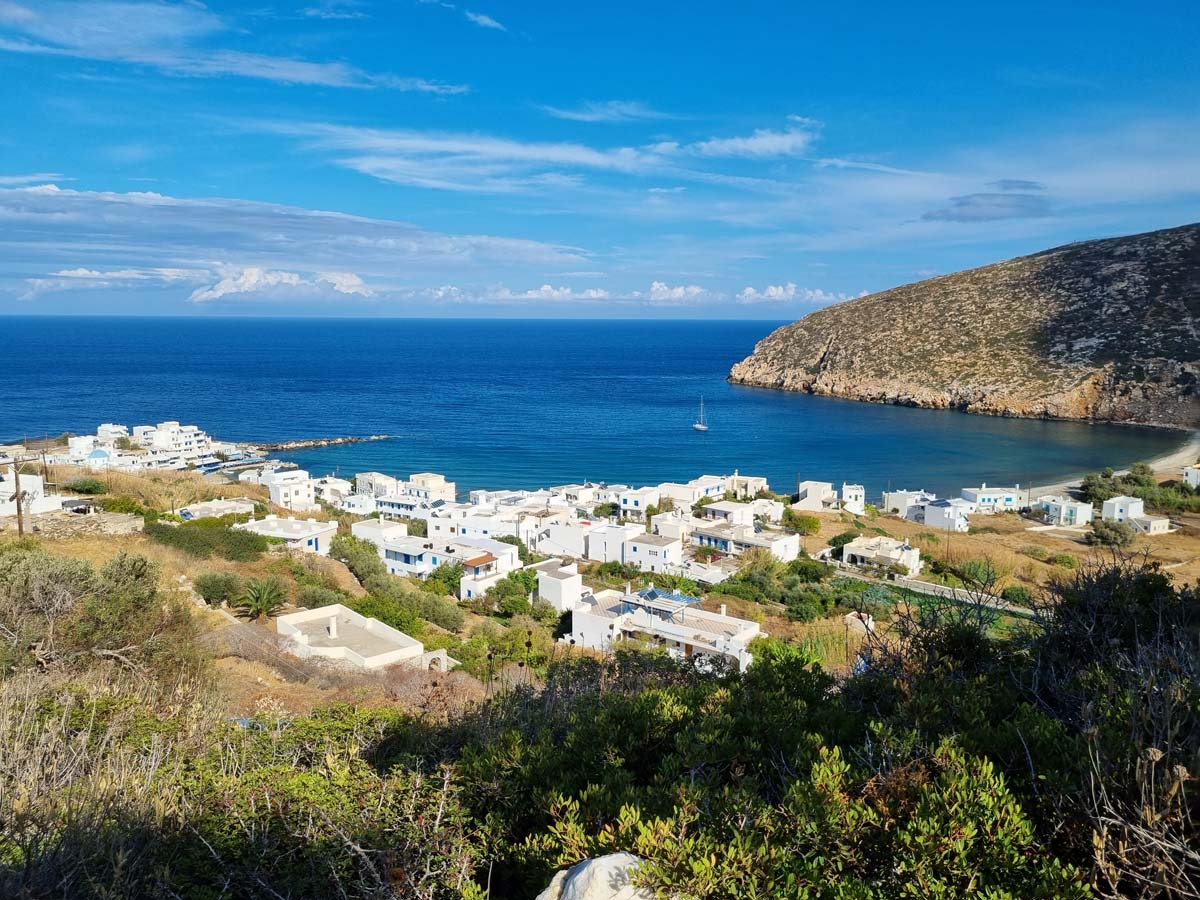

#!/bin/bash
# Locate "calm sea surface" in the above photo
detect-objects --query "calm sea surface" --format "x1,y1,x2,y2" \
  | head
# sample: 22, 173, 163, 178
0, 316, 1187, 499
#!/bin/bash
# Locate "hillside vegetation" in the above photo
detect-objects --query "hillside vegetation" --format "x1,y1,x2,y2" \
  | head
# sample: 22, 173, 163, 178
1, 532, 1196, 898
730, 223, 1200, 426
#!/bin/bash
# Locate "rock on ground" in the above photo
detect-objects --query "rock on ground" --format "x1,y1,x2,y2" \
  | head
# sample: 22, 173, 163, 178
535, 853, 654, 900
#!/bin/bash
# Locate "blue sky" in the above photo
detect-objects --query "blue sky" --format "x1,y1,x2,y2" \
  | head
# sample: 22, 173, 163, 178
0, 0, 1196, 318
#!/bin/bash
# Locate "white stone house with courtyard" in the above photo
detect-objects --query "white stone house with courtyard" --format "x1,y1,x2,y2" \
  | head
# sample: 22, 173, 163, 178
841, 535, 922, 577
276, 604, 453, 671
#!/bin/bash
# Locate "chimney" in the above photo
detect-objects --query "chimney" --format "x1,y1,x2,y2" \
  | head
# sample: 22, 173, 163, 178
327, 615, 339, 639
719, 603, 727, 617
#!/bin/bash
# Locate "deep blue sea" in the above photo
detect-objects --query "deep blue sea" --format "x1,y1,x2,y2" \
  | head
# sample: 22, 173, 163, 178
0, 316, 1187, 499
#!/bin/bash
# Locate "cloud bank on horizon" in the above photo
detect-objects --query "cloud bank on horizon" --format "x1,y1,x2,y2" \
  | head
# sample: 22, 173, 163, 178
0, 0, 1197, 317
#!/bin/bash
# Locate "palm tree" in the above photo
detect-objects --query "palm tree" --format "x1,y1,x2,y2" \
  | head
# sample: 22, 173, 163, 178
234, 577, 287, 621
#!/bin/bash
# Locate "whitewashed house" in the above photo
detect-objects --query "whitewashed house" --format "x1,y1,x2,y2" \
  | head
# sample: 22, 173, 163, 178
539, 519, 596, 558
841, 483, 866, 516
700, 500, 756, 527
338, 493, 378, 515
623, 532, 684, 574
404, 472, 457, 502
792, 480, 838, 512
657, 475, 727, 507
276, 604, 452, 671
0, 466, 68, 518
961, 483, 1029, 513
841, 535, 922, 577
568, 587, 763, 672
313, 476, 353, 505
350, 518, 408, 547
619, 486, 661, 521
533, 559, 585, 612
260, 469, 319, 512
922, 498, 972, 532
586, 522, 646, 563
882, 489, 937, 518
1102, 495, 1145, 523
179, 498, 255, 521
748, 498, 785, 523
355, 472, 400, 497
1039, 495, 1095, 527
649, 510, 696, 542
1185, 466, 1200, 490
726, 471, 770, 500
691, 521, 800, 562
236, 515, 338, 555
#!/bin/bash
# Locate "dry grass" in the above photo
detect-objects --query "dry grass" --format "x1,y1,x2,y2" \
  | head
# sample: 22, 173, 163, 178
50, 463, 269, 512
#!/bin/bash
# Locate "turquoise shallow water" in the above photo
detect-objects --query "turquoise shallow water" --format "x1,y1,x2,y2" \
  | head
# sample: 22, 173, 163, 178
0, 316, 1187, 498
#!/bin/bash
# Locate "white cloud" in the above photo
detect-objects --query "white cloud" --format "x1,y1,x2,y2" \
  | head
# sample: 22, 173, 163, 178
643, 281, 708, 304
0, 1, 466, 93
189, 267, 305, 302
0, 172, 67, 185
464, 10, 505, 30
0, 184, 587, 304
265, 117, 822, 194
687, 116, 821, 158
423, 283, 610, 302
736, 282, 853, 304
541, 100, 676, 123
188, 266, 373, 302
317, 271, 372, 296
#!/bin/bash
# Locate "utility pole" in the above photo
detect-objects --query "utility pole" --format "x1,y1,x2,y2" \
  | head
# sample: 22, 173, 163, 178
12, 460, 23, 538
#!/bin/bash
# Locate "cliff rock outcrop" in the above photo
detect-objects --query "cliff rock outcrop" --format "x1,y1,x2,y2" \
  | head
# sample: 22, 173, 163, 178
729, 223, 1200, 426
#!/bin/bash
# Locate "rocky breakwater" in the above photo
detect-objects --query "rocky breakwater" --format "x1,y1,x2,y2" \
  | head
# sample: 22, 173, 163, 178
730, 223, 1200, 427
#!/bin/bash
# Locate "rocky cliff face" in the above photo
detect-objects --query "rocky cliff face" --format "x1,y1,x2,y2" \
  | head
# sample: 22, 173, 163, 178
729, 223, 1200, 427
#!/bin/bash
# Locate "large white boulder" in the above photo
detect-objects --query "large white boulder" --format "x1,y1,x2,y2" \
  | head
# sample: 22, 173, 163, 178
535, 852, 653, 900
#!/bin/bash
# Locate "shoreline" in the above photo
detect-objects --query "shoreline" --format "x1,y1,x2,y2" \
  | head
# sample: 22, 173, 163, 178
1034, 430, 1200, 496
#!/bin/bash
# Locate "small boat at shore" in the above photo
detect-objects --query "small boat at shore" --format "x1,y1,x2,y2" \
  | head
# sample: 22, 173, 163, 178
693, 397, 709, 432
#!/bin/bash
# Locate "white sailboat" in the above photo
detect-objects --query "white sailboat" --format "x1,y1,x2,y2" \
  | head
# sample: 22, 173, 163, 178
692, 396, 709, 432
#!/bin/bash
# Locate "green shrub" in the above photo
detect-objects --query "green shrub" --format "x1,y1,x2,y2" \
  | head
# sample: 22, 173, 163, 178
295, 584, 345, 608
65, 476, 106, 494
144, 521, 270, 561
1086, 519, 1135, 548
193, 571, 243, 606
1051, 553, 1078, 569
1019, 544, 1049, 561
1001, 585, 1034, 606
781, 509, 821, 534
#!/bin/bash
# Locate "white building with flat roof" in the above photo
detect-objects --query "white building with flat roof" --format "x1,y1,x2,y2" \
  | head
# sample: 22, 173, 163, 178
700, 500, 756, 527
405, 472, 457, 502
355, 472, 400, 497
841, 483, 866, 516
235, 515, 338, 555
618, 486, 661, 521
0, 466, 68, 518
1102, 495, 1144, 523
533, 559, 585, 612
842, 535, 922, 576
882, 489, 937, 518
1038, 495, 1094, 527
691, 521, 800, 562
260, 469, 319, 512
339, 494, 378, 515
1185, 466, 1200, 490
313, 476, 353, 504
350, 518, 408, 547
961, 483, 1029, 513
624, 532, 684, 574
585, 522, 646, 563
276, 604, 452, 671
179, 498, 255, 521
725, 471, 769, 500
792, 481, 837, 512
657, 475, 727, 507
568, 587, 763, 672
922, 498, 972, 532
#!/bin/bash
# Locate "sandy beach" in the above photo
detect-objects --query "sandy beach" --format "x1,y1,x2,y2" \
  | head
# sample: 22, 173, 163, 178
1035, 429, 1200, 496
